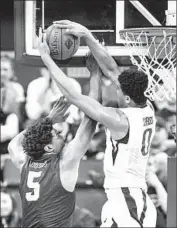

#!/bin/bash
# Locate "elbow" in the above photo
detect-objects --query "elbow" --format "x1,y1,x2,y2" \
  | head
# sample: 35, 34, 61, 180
65, 92, 79, 104
7, 143, 11, 154
8, 125, 19, 140
7, 143, 15, 160
2, 128, 19, 142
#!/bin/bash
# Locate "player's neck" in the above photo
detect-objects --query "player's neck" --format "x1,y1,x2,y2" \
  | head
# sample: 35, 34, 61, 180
129, 101, 147, 108
135, 103, 147, 108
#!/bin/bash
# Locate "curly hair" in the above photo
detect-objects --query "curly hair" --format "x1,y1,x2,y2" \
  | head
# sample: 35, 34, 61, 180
22, 117, 53, 159
118, 69, 149, 105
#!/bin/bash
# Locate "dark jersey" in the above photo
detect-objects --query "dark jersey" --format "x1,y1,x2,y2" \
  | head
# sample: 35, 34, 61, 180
19, 152, 75, 228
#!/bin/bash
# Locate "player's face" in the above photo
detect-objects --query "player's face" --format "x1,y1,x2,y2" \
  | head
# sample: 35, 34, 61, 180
0, 192, 13, 217
51, 123, 69, 153
116, 88, 128, 108
1, 60, 12, 84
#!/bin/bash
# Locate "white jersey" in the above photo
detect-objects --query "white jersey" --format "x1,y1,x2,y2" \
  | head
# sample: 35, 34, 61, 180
104, 103, 156, 190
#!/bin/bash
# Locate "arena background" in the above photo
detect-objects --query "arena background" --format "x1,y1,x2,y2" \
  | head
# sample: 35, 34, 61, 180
1, 1, 176, 227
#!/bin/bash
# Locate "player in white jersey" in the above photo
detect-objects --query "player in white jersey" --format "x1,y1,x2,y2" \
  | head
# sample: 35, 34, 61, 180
102, 104, 156, 227
38, 22, 157, 227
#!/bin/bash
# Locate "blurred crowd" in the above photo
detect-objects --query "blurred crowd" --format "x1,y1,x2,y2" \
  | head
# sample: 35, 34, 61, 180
0, 54, 176, 227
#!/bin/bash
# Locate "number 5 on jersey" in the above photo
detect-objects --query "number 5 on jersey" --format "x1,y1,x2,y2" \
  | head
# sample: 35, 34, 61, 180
26, 171, 42, 201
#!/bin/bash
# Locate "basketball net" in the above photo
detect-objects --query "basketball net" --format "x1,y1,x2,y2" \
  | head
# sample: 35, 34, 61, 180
120, 30, 176, 101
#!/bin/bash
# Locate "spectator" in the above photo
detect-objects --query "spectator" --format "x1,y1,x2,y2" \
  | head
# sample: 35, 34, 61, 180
73, 206, 97, 227
1, 55, 25, 119
170, 123, 176, 142
151, 116, 168, 154
146, 170, 167, 228
1, 191, 21, 227
86, 124, 106, 158
150, 115, 176, 157
25, 67, 81, 122
156, 97, 176, 138
0, 55, 25, 182
154, 152, 168, 190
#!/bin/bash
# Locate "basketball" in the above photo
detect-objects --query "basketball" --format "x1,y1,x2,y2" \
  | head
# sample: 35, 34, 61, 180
46, 25, 80, 60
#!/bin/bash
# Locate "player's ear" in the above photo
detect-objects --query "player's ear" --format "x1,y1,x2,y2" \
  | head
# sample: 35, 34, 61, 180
44, 144, 54, 153
125, 96, 131, 104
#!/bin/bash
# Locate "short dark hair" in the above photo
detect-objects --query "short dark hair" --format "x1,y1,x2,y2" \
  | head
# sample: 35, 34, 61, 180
118, 69, 149, 105
22, 117, 53, 159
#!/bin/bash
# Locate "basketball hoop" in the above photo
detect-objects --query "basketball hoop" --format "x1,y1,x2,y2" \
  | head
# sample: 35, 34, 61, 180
119, 27, 176, 101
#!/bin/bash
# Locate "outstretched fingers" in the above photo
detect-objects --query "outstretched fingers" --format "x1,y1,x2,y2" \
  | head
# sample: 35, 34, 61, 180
53, 20, 71, 25
53, 20, 73, 31
53, 97, 71, 113
53, 96, 65, 107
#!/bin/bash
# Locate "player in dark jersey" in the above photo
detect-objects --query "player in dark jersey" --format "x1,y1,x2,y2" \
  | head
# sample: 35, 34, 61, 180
8, 54, 101, 228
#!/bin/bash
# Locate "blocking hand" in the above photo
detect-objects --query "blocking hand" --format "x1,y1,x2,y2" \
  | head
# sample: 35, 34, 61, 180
85, 52, 100, 73
48, 96, 71, 124
53, 20, 89, 38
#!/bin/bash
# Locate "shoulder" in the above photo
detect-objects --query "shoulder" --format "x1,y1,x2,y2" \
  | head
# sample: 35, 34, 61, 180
100, 107, 129, 140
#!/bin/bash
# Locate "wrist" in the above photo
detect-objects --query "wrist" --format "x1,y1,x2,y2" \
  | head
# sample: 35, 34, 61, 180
82, 29, 93, 40
89, 68, 100, 75
41, 53, 50, 61
45, 115, 54, 125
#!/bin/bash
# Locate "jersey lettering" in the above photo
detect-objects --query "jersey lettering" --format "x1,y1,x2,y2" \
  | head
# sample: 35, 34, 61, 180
26, 171, 42, 201
141, 128, 153, 156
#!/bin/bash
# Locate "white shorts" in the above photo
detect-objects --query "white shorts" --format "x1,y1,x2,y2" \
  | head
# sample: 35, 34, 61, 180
101, 188, 157, 227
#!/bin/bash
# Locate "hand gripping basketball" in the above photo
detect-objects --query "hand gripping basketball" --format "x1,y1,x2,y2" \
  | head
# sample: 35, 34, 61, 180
45, 23, 80, 60
53, 20, 89, 38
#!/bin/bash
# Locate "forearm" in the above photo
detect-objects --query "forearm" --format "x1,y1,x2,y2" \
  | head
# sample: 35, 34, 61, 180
8, 130, 26, 169
41, 53, 103, 122
154, 181, 167, 214
88, 70, 102, 101
41, 54, 79, 99
71, 69, 102, 159
84, 32, 120, 86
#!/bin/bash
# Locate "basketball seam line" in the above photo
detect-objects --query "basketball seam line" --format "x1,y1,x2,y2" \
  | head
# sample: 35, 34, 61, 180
61, 29, 63, 60
71, 36, 76, 58
48, 27, 54, 56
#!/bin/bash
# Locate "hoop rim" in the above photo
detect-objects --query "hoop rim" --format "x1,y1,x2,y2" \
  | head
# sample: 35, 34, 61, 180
119, 27, 176, 37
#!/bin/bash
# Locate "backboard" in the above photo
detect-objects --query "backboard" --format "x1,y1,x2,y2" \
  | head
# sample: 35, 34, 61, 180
14, 0, 176, 66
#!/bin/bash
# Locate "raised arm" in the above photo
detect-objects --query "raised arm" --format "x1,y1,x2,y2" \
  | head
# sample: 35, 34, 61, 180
67, 54, 102, 160
8, 130, 27, 170
38, 35, 128, 139
53, 20, 120, 86
59, 54, 102, 192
